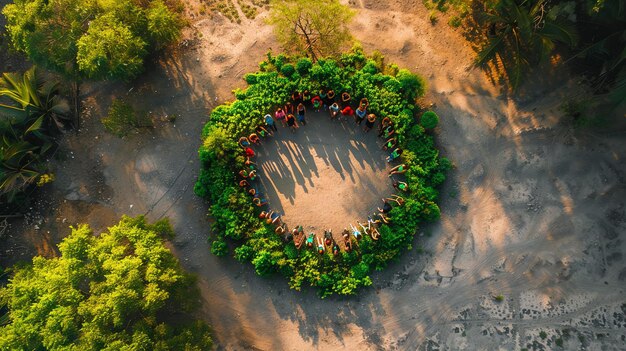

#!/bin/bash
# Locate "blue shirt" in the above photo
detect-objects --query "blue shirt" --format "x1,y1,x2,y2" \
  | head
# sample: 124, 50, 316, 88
264, 114, 274, 125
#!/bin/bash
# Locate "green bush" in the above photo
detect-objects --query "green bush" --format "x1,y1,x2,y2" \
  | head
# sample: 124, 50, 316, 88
195, 48, 447, 297
102, 100, 152, 137
296, 57, 313, 75
0, 216, 212, 349
210, 239, 229, 256
421, 110, 439, 129
280, 63, 296, 77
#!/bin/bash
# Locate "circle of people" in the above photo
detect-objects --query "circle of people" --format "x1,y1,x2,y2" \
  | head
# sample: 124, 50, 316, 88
236, 89, 410, 255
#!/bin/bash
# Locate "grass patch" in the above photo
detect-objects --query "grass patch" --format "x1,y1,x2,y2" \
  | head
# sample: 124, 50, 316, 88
102, 100, 152, 137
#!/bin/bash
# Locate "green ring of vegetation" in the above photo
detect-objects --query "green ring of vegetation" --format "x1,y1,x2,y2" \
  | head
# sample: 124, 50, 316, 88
194, 48, 451, 297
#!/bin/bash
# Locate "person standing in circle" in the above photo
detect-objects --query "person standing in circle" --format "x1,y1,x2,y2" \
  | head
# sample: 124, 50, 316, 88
311, 95, 322, 112
284, 101, 295, 116
329, 102, 340, 120
341, 92, 351, 107
275, 107, 287, 127
264, 113, 277, 132
296, 103, 307, 125
286, 113, 298, 132
364, 113, 377, 132
325, 90, 336, 107
355, 103, 367, 125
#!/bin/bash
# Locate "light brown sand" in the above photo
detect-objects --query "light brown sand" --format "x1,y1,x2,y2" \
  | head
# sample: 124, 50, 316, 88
255, 112, 394, 239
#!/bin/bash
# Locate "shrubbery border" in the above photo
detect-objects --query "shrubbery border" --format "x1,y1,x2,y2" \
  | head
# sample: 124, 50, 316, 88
195, 47, 450, 297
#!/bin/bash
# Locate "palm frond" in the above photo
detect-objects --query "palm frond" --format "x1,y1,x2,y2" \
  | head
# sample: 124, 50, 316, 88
541, 20, 578, 47
475, 32, 506, 67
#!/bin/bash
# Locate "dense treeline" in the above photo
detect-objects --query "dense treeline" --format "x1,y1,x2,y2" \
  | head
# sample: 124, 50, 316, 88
2, 0, 184, 80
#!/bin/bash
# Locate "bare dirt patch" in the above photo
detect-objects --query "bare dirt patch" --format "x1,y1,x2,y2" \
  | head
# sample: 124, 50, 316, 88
256, 111, 394, 237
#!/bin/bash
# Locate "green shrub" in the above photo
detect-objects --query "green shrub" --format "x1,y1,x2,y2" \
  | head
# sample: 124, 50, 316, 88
195, 48, 446, 297
210, 239, 228, 256
448, 15, 462, 28
102, 100, 152, 137
421, 111, 439, 129
296, 57, 313, 75
280, 63, 296, 77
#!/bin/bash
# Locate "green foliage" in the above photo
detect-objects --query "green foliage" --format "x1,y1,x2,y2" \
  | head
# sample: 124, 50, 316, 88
196, 49, 445, 297
296, 57, 313, 75
448, 15, 462, 28
474, 0, 578, 90
2, 0, 184, 80
539, 330, 548, 339
267, 0, 355, 61
210, 239, 229, 256
421, 111, 439, 129
0, 215, 212, 350
280, 63, 296, 77
1, 67, 69, 204
76, 15, 147, 80
102, 100, 152, 137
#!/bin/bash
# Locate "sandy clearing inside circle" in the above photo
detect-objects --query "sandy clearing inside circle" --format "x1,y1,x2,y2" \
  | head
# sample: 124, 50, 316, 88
255, 111, 395, 238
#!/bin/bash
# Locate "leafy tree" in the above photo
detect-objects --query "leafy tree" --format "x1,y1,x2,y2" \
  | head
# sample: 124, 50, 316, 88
76, 15, 147, 80
572, 0, 626, 107
474, 0, 578, 89
2, 0, 183, 80
267, 0, 355, 61
0, 215, 212, 350
2, 0, 184, 124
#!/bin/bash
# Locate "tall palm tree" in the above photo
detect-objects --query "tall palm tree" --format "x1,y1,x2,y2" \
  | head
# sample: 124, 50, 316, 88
474, 0, 578, 89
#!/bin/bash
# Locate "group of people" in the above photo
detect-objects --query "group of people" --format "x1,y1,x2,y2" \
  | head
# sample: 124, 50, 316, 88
232, 88, 414, 255
263, 89, 382, 133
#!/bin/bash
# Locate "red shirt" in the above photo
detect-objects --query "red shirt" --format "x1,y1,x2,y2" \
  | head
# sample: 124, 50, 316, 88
341, 106, 354, 116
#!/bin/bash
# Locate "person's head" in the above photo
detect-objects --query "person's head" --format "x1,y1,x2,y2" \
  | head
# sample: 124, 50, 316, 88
328, 90, 335, 97
285, 102, 292, 107
277, 107, 283, 112
248, 188, 255, 195
397, 149, 403, 156
298, 103, 304, 109
259, 211, 267, 218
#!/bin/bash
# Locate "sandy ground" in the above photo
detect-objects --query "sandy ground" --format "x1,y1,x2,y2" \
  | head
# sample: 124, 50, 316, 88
256, 112, 394, 238
2, 0, 626, 350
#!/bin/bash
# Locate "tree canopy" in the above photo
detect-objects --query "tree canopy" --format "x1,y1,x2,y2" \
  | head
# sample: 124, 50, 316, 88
267, 0, 355, 61
2, 0, 184, 80
0, 215, 212, 350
